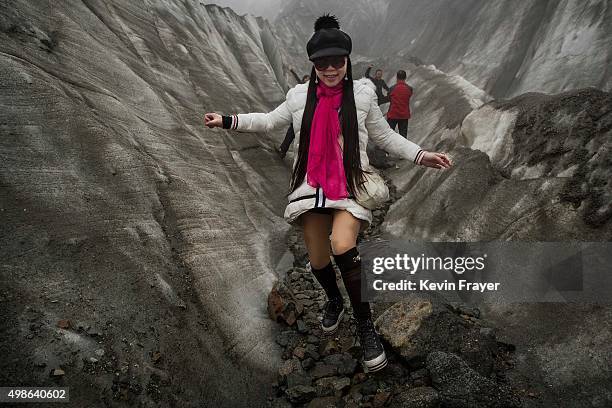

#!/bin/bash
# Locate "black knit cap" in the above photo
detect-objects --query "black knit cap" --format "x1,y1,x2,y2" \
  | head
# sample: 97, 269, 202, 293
306, 14, 352, 61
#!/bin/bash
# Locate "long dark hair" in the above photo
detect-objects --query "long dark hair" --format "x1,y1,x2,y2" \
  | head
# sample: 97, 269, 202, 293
289, 57, 364, 197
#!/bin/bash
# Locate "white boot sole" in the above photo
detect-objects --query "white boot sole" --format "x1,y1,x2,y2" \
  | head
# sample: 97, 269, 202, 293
320, 308, 344, 334
363, 350, 387, 373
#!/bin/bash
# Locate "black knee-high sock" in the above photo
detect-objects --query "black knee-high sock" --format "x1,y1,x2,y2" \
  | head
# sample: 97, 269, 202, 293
311, 261, 342, 300
334, 247, 372, 321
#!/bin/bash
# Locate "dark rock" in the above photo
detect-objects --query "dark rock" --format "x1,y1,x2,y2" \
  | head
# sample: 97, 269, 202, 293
286, 385, 317, 404
314, 376, 351, 396
304, 343, 320, 360
276, 330, 300, 348
297, 319, 309, 334
151, 351, 162, 364
359, 378, 378, 395
286, 370, 312, 388
410, 368, 431, 387
278, 358, 301, 381
449, 303, 481, 318
390, 386, 440, 408
268, 398, 293, 408
323, 353, 358, 376
293, 346, 306, 359
57, 319, 71, 329
372, 391, 391, 407
306, 335, 319, 344
352, 372, 367, 384
307, 396, 342, 408
268, 281, 304, 326
346, 384, 364, 404
310, 362, 338, 379
320, 339, 340, 356
302, 358, 315, 370
426, 351, 521, 408
373, 361, 408, 380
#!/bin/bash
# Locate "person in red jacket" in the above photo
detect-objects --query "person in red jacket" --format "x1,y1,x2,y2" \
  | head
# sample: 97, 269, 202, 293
386, 70, 413, 138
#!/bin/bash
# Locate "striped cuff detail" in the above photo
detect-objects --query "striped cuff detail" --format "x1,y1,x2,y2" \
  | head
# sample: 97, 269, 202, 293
414, 149, 425, 165
221, 115, 231, 129
221, 114, 239, 130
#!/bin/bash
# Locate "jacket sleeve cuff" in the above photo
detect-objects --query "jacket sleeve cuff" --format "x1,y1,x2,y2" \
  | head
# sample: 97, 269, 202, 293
414, 149, 425, 165
221, 115, 239, 130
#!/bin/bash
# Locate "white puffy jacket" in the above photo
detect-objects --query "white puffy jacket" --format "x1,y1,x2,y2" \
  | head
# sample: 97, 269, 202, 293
229, 78, 424, 230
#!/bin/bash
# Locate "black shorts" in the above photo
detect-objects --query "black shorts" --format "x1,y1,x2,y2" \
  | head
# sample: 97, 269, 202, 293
307, 208, 335, 215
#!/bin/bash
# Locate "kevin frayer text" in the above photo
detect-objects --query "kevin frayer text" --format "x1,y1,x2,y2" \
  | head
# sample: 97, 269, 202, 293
372, 279, 500, 293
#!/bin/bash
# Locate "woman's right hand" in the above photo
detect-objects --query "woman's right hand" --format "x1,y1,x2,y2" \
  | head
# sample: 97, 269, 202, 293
204, 112, 222, 128
420, 151, 453, 169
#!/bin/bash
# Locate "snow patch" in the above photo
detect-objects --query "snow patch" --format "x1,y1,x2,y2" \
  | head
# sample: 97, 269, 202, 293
510, 163, 547, 180
462, 106, 518, 163
557, 164, 579, 178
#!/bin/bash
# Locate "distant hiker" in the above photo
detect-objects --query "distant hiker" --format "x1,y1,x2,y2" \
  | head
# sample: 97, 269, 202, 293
386, 70, 413, 138
204, 14, 451, 373
364, 64, 389, 105
278, 67, 311, 158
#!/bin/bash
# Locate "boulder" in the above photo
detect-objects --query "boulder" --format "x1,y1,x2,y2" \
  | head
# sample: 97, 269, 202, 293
376, 297, 496, 375
268, 281, 304, 326
427, 351, 521, 408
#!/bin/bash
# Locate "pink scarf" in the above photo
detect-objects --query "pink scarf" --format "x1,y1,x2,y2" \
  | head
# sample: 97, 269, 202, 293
306, 81, 348, 201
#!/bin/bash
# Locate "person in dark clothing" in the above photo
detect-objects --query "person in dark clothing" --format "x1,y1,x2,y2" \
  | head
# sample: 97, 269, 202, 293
364, 64, 389, 105
386, 70, 413, 138
278, 67, 310, 158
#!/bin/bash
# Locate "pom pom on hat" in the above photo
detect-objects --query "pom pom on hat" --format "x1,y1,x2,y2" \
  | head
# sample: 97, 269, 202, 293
314, 14, 340, 31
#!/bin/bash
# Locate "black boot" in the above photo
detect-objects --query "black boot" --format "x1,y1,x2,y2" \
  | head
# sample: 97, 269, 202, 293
334, 247, 387, 372
311, 261, 344, 333
320, 295, 344, 333
356, 317, 387, 372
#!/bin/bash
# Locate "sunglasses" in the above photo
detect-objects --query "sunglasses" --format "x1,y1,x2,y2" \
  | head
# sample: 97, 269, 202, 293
313, 55, 346, 70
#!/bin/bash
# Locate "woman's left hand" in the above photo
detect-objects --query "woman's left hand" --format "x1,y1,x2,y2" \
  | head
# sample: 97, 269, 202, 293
420, 151, 453, 169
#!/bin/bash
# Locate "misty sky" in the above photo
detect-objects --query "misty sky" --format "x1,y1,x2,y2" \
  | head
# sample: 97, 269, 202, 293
205, 0, 284, 20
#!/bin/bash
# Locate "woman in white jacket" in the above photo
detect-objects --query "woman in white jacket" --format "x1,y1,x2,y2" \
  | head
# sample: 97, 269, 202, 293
205, 15, 451, 372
